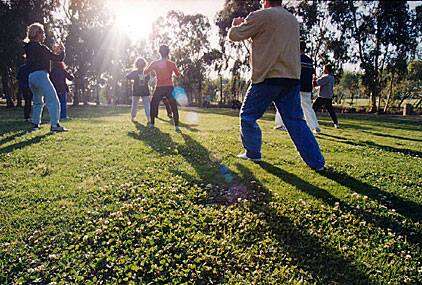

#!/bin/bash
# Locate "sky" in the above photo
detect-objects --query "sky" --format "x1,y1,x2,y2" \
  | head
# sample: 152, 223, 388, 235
108, 0, 225, 43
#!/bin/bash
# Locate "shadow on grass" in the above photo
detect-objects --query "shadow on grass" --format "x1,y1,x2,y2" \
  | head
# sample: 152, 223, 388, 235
236, 163, 371, 283
319, 133, 422, 158
127, 127, 372, 283
0, 133, 51, 155
362, 130, 422, 143
258, 162, 421, 244
155, 116, 200, 132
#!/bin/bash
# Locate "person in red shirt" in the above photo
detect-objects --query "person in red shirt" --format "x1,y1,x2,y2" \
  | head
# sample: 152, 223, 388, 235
145, 45, 181, 132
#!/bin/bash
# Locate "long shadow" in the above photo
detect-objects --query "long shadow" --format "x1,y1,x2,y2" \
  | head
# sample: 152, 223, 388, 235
258, 162, 421, 244
320, 167, 422, 222
0, 130, 30, 146
320, 133, 422, 158
127, 122, 177, 156
155, 117, 200, 132
0, 133, 51, 155
362, 130, 422, 143
236, 163, 371, 284
126, 128, 397, 281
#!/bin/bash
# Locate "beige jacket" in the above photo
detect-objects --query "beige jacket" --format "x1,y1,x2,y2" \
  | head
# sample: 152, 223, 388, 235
228, 6, 301, 84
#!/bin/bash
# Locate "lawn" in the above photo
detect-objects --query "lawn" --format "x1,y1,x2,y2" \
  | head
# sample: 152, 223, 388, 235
0, 105, 421, 284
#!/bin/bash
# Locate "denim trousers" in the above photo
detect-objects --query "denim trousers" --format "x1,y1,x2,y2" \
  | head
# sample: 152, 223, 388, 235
58, 92, 68, 119
240, 80, 325, 170
29, 71, 60, 126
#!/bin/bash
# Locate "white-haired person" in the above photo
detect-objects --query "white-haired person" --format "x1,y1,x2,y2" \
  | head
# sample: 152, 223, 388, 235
126, 57, 151, 124
24, 22, 68, 132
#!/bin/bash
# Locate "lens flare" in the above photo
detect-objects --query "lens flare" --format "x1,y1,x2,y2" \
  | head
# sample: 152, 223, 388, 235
172, 87, 189, 107
184, 112, 199, 125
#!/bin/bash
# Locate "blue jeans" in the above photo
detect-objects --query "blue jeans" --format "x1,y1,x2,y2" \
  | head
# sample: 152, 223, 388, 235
240, 80, 325, 170
58, 92, 68, 119
28, 71, 60, 126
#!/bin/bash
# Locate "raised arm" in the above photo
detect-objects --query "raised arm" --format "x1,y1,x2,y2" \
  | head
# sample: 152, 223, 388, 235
172, 62, 181, 77
64, 69, 74, 81
43, 45, 65, 62
126, 70, 137, 80
228, 11, 263, 42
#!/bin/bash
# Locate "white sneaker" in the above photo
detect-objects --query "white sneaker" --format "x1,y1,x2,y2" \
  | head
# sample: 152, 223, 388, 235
334, 124, 340, 129
313, 128, 321, 134
175, 126, 181, 133
237, 153, 262, 162
274, 126, 287, 131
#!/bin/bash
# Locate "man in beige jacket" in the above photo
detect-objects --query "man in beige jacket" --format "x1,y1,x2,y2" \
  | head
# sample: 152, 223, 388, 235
228, 0, 324, 170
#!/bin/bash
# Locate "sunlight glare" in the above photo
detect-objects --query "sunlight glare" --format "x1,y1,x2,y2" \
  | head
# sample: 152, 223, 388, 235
108, 0, 158, 41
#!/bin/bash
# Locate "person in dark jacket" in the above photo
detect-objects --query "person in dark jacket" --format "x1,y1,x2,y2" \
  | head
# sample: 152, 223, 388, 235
24, 22, 67, 132
126, 57, 151, 124
16, 62, 32, 121
50, 61, 74, 120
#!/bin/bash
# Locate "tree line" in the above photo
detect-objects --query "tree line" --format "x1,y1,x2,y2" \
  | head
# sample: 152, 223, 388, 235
0, 0, 421, 112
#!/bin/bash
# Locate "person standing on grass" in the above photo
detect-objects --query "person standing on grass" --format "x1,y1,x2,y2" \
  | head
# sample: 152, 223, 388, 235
145, 45, 181, 132
275, 41, 321, 134
50, 61, 74, 120
312, 64, 339, 128
228, 0, 325, 170
126, 57, 151, 124
16, 60, 33, 122
24, 22, 68, 132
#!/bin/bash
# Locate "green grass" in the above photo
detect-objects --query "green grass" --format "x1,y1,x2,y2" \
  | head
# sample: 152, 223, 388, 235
0, 105, 421, 284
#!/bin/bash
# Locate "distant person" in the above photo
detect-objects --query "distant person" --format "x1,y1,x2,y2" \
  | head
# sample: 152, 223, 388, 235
16, 61, 32, 122
24, 22, 68, 132
145, 45, 181, 132
228, 0, 325, 170
126, 57, 151, 124
50, 61, 74, 120
275, 41, 321, 134
313, 64, 339, 128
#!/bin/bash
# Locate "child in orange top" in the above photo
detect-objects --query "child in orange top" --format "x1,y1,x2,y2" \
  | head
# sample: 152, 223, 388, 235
145, 45, 181, 131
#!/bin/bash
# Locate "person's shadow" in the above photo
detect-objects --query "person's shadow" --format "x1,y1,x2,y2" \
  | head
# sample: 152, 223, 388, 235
258, 161, 421, 244
0, 133, 51, 155
127, 128, 372, 283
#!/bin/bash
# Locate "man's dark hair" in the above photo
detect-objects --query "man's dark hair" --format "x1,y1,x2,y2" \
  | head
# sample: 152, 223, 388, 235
300, 41, 306, 52
268, 0, 283, 6
159, 45, 170, 58
325, 64, 333, 73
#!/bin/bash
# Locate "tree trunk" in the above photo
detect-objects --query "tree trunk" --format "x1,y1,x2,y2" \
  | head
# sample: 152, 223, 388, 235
369, 87, 379, 113
383, 73, 394, 113
73, 79, 80, 106
1, 67, 14, 108
219, 75, 223, 104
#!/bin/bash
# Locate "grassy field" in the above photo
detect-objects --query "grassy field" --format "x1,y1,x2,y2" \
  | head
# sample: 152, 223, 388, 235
0, 105, 421, 284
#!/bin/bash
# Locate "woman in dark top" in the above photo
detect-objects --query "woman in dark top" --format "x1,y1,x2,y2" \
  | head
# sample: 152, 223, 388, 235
126, 57, 151, 124
50, 62, 74, 120
16, 62, 32, 121
24, 22, 68, 132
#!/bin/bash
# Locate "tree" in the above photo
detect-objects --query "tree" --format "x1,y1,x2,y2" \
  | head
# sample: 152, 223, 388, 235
328, 1, 418, 113
151, 11, 213, 105
0, 0, 59, 107
338, 71, 360, 106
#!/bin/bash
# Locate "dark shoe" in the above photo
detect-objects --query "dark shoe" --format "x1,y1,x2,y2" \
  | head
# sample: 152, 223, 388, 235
30, 123, 40, 132
51, 124, 69, 132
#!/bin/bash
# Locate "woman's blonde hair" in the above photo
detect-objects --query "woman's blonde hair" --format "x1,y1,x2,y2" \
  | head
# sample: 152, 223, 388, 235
25, 22, 44, 43
134, 57, 146, 69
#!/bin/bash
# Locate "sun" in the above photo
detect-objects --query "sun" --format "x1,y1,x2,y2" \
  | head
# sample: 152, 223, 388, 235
108, 0, 158, 41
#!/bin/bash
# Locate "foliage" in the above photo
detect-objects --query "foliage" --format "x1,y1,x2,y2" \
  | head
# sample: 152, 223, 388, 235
0, 106, 421, 283
151, 11, 213, 105
328, 0, 418, 112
